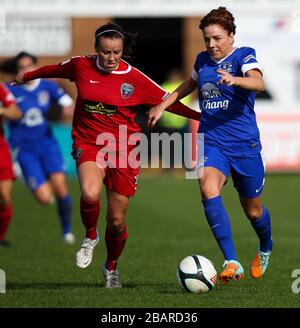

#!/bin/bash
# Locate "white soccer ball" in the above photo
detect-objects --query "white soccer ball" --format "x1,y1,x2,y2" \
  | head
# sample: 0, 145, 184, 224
176, 255, 217, 293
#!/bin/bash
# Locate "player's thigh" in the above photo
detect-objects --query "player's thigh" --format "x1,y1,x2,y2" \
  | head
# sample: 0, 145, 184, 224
230, 152, 265, 199
0, 180, 13, 205
49, 172, 68, 198
17, 149, 48, 192
197, 144, 229, 199
77, 161, 106, 201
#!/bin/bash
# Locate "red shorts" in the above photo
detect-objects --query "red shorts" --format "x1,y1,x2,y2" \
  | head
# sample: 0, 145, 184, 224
72, 142, 140, 197
0, 140, 15, 181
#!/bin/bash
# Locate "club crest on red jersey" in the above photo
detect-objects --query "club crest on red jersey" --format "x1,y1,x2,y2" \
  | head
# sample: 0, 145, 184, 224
120, 83, 134, 99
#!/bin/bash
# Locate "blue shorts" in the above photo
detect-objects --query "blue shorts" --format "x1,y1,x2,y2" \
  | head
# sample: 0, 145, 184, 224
197, 144, 265, 198
16, 137, 65, 191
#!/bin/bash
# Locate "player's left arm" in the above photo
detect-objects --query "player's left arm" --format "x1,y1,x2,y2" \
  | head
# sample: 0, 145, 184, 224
217, 68, 265, 92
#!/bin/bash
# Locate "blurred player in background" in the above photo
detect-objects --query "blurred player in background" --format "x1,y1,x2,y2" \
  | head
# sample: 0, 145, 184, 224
0, 52, 75, 244
148, 7, 272, 284
12, 23, 200, 288
0, 83, 22, 247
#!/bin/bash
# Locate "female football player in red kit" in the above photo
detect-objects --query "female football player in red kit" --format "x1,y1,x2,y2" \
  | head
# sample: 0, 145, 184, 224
0, 83, 22, 247
12, 22, 200, 288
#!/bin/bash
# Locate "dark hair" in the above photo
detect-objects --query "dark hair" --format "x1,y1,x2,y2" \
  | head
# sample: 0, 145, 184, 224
199, 7, 236, 35
0, 51, 37, 75
94, 22, 137, 63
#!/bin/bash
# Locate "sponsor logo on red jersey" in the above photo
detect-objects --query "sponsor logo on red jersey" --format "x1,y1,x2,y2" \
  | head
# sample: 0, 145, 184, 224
84, 100, 116, 116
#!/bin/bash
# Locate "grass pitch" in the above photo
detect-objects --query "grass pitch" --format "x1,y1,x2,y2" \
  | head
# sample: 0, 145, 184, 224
0, 173, 300, 308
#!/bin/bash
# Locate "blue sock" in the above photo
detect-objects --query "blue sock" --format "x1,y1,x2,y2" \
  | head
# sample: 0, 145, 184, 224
202, 195, 237, 261
57, 195, 72, 235
249, 206, 272, 253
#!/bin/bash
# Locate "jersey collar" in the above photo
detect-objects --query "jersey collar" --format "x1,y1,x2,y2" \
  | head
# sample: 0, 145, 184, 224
96, 57, 132, 74
210, 48, 238, 64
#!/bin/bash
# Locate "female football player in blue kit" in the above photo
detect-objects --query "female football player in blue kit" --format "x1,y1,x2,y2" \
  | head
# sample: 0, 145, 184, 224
0, 52, 75, 244
148, 7, 272, 283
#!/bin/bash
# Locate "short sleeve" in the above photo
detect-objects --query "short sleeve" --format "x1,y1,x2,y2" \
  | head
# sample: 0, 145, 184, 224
239, 47, 263, 76
191, 68, 198, 81
191, 53, 202, 81
46, 81, 73, 106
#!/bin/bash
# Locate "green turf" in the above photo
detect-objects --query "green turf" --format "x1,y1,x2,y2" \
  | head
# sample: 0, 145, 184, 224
0, 173, 300, 308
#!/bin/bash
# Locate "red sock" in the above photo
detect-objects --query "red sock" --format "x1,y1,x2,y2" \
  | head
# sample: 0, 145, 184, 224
0, 204, 13, 240
80, 197, 100, 240
105, 224, 128, 271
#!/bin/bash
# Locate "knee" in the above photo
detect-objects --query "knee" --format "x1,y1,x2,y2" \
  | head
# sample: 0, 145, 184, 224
36, 194, 54, 206
200, 180, 220, 199
0, 194, 11, 208
81, 186, 100, 203
107, 215, 126, 233
0, 189, 11, 207
245, 206, 263, 221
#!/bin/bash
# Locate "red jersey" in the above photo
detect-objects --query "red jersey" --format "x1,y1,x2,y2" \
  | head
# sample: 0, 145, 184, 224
0, 83, 15, 141
24, 56, 200, 145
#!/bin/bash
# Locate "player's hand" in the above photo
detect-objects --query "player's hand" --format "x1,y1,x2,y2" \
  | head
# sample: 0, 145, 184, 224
10, 72, 26, 86
147, 105, 165, 128
216, 69, 236, 86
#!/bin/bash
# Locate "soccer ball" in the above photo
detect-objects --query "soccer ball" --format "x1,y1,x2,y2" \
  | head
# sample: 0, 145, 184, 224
176, 255, 217, 293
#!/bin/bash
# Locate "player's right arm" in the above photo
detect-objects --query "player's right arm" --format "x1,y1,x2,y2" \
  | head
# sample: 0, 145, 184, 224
11, 57, 77, 85
147, 53, 203, 128
147, 77, 197, 128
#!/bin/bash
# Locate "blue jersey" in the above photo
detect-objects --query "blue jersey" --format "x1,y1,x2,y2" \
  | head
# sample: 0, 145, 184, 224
7, 79, 71, 148
192, 47, 262, 157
